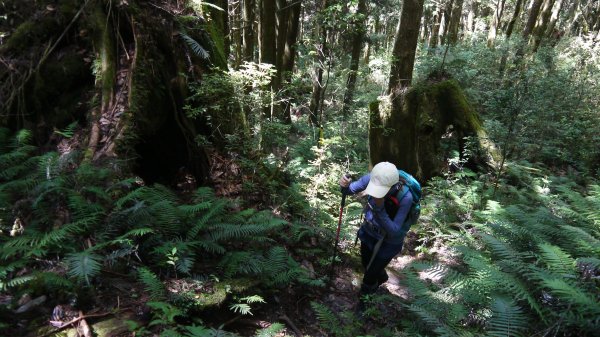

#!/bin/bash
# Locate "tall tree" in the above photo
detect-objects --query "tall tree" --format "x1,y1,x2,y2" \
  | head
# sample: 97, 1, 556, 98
487, 0, 506, 48
387, 0, 426, 93
308, 0, 330, 128
429, 6, 442, 50
342, 0, 368, 120
440, 0, 454, 45
243, 0, 256, 62
523, 0, 545, 39
211, 0, 230, 60
466, 0, 478, 36
370, 0, 424, 171
531, 0, 557, 51
448, 0, 464, 45
260, 0, 277, 65
231, 0, 243, 67
259, 0, 277, 120
545, 0, 566, 43
278, 0, 302, 123
505, 0, 524, 38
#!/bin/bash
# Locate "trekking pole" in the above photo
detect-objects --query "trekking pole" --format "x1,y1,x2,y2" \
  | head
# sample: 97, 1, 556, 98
328, 175, 350, 283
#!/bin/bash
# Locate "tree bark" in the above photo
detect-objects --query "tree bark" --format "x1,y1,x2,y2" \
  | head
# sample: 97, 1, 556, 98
487, 0, 505, 48
0, 1, 247, 185
440, 0, 454, 45
523, 0, 544, 39
279, 0, 301, 123
260, 0, 277, 120
531, 0, 557, 51
275, 0, 289, 88
429, 7, 441, 51
505, 0, 524, 38
342, 0, 368, 120
260, 0, 277, 65
243, 0, 256, 62
387, 0, 425, 94
545, 0, 565, 43
231, 0, 243, 68
211, 0, 230, 61
448, 0, 464, 45
308, 0, 329, 128
466, 0, 478, 36
372, 0, 424, 172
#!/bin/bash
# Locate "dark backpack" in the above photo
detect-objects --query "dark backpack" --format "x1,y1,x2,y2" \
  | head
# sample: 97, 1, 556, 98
384, 170, 422, 227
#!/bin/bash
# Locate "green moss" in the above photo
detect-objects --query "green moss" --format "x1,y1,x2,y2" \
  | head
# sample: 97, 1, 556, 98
88, 2, 116, 107
203, 18, 227, 70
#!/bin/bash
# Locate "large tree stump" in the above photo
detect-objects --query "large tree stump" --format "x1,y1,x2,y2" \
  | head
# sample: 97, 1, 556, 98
369, 77, 499, 181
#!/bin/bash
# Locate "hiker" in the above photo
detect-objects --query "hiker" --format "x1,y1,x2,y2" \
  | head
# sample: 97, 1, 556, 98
339, 162, 413, 313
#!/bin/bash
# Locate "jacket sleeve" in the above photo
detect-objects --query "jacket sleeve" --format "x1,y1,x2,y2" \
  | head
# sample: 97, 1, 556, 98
341, 174, 370, 195
371, 188, 413, 237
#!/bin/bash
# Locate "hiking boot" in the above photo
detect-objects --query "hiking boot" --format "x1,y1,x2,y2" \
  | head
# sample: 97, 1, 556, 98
377, 271, 389, 287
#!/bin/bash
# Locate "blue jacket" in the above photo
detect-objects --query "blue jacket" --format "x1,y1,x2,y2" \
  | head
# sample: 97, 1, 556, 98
342, 173, 413, 259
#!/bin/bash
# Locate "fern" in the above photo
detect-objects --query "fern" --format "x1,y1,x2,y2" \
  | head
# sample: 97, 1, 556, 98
253, 322, 284, 337
138, 267, 165, 301
65, 250, 103, 284
537, 243, 576, 276
486, 297, 528, 337
539, 277, 599, 310
33, 272, 74, 290
180, 33, 210, 60
184, 324, 239, 337
311, 302, 339, 331
53, 121, 78, 138
229, 303, 253, 315
559, 225, 600, 256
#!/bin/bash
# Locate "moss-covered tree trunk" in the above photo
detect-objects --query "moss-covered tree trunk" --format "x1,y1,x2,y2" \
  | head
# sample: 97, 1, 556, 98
370, 78, 499, 181
0, 0, 247, 185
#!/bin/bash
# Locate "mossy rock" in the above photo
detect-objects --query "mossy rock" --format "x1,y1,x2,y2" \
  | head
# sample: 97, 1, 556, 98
180, 277, 259, 309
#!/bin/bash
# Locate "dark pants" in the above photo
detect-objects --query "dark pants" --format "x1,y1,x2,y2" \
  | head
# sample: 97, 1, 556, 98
360, 241, 393, 294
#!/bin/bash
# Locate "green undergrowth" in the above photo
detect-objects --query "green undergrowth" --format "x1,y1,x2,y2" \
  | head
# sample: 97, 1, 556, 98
312, 162, 599, 336
0, 128, 323, 336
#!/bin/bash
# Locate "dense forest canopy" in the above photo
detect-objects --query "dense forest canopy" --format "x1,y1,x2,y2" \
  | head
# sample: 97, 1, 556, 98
1, 0, 599, 336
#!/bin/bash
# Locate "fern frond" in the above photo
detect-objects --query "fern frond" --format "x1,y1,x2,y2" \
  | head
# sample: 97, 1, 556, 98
310, 302, 338, 329
14, 129, 32, 145
486, 297, 528, 337
230, 303, 253, 315
34, 272, 74, 289
559, 225, 600, 256
180, 33, 210, 60
537, 243, 576, 276
479, 233, 523, 261
407, 303, 448, 331
65, 250, 103, 284
539, 276, 599, 311
138, 267, 165, 301
253, 322, 284, 337
192, 186, 215, 202
220, 251, 264, 278
187, 240, 226, 254
178, 201, 211, 216
3, 275, 35, 289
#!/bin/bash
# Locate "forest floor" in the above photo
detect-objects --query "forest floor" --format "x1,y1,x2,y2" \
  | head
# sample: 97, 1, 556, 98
20, 235, 438, 337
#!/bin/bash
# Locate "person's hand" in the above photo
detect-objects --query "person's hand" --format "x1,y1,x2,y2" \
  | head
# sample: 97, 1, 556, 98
339, 175, 352, 188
